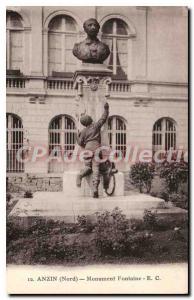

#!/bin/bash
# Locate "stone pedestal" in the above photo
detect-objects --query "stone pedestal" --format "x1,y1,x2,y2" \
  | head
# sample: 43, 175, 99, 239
63, 171, 125, 197
62, 63, 113, 197
10, 192, 187, 224
73, 63, 112, 146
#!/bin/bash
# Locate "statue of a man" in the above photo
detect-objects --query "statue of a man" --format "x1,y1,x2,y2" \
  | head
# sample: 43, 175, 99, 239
73, 18, 110, 64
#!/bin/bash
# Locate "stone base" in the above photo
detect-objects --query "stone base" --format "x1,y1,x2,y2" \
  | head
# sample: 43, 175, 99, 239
74, 62, 112, 79
8, 191, 183, 223
63, 171, 124, 197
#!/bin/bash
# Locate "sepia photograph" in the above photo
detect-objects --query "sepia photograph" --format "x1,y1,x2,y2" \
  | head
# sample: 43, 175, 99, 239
6, 5, 189, 294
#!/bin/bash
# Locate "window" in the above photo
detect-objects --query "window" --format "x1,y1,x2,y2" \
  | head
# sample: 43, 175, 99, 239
108, 116, 127, 157
48, 115, 76, 173
102, 18, 129, 79
6, 114, 24, 173
6, 12, 24, 72
152, 118, 176, 155
48, 15, 78, 76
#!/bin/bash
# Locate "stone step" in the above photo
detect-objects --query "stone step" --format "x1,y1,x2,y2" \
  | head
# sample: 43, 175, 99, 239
9, 191, 187, 225
9, 191, 164, 218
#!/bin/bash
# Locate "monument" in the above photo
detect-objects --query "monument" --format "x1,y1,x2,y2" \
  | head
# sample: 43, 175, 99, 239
9, 18, 166, 223
67, 17, 125, 198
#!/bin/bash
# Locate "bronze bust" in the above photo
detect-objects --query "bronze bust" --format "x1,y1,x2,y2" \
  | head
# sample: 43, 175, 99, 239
73, 18, 110, 64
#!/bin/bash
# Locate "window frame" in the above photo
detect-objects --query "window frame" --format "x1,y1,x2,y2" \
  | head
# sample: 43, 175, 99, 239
152, 118, 177, 155
6, 12, 24, 72
48, 15, 78, 75
101, 18, 130, 78
108, 115, 127, 158
6, 113, 24, 173
48, 114, 77, 173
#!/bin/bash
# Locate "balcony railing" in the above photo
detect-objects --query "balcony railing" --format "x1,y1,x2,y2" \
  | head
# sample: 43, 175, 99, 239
47, 78, 130, 93
6, 76, 27, 88
110, 81, 130, 93
47, 78, 74, 90
6, 75, 131, 94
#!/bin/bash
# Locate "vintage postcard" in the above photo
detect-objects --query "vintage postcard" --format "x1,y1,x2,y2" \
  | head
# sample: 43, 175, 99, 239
6, 5, 189, 294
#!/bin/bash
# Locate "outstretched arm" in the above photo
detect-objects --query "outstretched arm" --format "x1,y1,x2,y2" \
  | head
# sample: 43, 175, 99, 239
95, 102, 109, 129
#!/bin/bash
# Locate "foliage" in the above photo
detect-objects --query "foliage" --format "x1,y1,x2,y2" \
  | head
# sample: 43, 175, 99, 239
7, 221, 22, 242
94, 207, 129, 255
6, 193, 12, 203
24, 190, 33, 198
27, 218, 77, 235
7, 210, 188, 264
160, 191, 170, 202
93, 207, 152, 256
159, 161, 188, 193
169, 192, 188, 210
129, 162, 155, 193
143, 209, 158, 230
32, 236, 82, 263
77, 215, 94, 233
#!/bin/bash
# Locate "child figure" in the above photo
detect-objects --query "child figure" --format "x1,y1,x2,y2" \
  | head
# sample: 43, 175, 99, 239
76, 102, 109, 198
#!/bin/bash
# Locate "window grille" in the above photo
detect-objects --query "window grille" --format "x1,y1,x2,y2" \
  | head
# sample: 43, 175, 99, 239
48, 115, 76, 173
152, 118, 176, 156
6, 114, 24, 173
108, 116, 127, 158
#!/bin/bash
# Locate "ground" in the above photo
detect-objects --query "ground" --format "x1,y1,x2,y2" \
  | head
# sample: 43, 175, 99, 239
7, 213, 188, 266
6, 171, 188, 266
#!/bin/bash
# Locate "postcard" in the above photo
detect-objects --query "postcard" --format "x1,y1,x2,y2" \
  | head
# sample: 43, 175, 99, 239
6, 5, 189, 294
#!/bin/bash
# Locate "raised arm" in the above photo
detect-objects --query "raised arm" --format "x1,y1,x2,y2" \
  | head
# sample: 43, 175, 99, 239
95, 102, 109, 129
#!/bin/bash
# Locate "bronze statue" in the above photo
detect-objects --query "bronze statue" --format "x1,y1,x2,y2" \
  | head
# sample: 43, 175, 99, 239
73, 18, 110, 64
76, 102, 109, 198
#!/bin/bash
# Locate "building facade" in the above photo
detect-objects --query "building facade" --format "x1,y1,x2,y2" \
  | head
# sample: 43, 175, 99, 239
6, 6, 188, 190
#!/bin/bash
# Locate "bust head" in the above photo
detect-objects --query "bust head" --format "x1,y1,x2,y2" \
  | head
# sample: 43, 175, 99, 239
83, 18, 100, 38
73, 18, 110, 63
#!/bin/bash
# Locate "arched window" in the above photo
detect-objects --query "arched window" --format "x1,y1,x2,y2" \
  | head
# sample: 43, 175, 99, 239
152, 118, 176, 155
102, 18, 129, 79
6, 114, 24, 173
48, 115, 76, 173
6, 12, 24, 72
108, 116, 127, 157
48, 15, 78, 76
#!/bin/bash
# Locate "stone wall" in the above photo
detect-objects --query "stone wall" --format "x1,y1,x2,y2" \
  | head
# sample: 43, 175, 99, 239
7, 173, 131, 193
7, 175, 63, 193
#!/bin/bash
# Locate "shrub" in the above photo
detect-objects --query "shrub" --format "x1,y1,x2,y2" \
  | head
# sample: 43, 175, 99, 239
150, 191, 158, 198
129, 162, 155, 193
6, 221, 25, 246
6, 193, 12, 203
170, 228, 186, 242
127, 231, 153, 256
93, 207, 153, 257
143, 209, 158, 230
159, 161, 188, 193
24, 190, 33, 198
32, 236, 82, 263
77, 215, 94, 233
94, 208, 130, 256
27, 219, 77, 235
169, 192, 188, 210
160, 191, 169, 202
